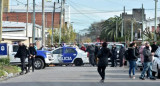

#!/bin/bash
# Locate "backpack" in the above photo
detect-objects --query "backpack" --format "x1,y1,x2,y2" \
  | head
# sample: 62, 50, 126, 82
124, 50, 129, 60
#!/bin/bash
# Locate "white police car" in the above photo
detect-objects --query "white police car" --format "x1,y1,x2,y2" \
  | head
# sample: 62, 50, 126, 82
152, 47, 160, 78
51, 47, 89, 66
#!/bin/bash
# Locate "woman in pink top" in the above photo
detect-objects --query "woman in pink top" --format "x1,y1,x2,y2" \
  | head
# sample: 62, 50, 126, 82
139, 42, 146, 63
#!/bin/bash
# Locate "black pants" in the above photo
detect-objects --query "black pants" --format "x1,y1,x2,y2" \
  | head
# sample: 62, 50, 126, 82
89, 54, 95, 66
119, 56, 123, 67
28, 57, 35, 72
98, 66, 106, 80
111, 57, 117, 67
20, 57, 27, 72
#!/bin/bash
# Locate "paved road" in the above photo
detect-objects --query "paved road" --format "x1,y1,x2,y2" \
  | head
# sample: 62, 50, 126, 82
0, 67, 160, 86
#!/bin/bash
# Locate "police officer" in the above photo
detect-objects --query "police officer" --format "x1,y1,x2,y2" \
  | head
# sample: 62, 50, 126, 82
28, 43, 37, 72
15, 42, 28, 75
86, 44, 95, 66
111, 44, 117, 67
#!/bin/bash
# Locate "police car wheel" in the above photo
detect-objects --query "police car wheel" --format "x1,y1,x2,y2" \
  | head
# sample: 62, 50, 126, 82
74, 59, 83, 66
34, 58, 44, 69
158, 68, 160, 79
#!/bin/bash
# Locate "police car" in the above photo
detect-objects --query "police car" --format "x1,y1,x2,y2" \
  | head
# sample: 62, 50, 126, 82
51, 47, 89, 66
9, 44, 54, 69
152, 47, 160, 78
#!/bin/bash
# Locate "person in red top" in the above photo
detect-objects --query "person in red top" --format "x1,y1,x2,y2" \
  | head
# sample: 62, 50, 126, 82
80, 44, 86, 52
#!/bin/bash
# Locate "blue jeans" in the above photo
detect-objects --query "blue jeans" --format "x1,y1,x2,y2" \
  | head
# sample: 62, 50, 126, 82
129, 61, 136, 75
140, 62, 152, 78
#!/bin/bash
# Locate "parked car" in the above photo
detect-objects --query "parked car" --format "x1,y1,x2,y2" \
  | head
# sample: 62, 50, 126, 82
51, 47, 89, 66
9, 44, 54, 69
107, 43, 125, 65
136, 58, 143, 71
152, 47, 160, 78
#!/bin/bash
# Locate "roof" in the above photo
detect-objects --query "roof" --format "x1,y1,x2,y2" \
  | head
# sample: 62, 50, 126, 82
2, 21, 42, 29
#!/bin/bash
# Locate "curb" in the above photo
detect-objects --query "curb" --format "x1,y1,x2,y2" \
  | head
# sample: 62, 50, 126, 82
0, 73, 20, 82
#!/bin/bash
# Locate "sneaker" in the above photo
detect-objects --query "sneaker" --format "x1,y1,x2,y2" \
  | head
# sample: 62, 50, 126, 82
139, 77, 145, 80
100, 79, 104, 83
129, 75, 132, 78
150, 77, 156, 80
20, 72, 24, 75
132, 76, 135, 79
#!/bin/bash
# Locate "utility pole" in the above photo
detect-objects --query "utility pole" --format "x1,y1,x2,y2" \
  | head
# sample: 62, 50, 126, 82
142, 4, 144, 42
32, 0, 36, 43
63, 0, 65, 26
0, 0, 3, 43
51, 2, 56, 45
59, 0, 63, 44
42, 0, 45, 46
26, 0, 29, 38
154, 0, 158, 41
124, 6, 127, 47
131, 18, 134, 42
116, 19, 118, 41
121, 14, 124, 38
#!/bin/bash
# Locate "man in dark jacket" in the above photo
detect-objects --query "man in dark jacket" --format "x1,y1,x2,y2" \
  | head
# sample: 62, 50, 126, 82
28, 43, 37, 72
139, 43, 156, 80
111, 44, 117, 67
86, 45, 95, 66
151, 42, 158, 53
119, 45, 125, 67
14, 42, 28, 75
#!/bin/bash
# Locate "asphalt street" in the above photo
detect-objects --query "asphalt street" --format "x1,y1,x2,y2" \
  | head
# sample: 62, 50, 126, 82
0, 66, 160, 86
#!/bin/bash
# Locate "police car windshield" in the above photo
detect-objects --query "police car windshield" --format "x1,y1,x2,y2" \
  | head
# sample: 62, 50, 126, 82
107, 45, 122, 51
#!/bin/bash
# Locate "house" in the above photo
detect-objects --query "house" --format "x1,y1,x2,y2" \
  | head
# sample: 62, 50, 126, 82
1, 21, 42, 48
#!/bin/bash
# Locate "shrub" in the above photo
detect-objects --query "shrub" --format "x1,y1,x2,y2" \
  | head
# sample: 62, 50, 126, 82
0, 70, 5, 77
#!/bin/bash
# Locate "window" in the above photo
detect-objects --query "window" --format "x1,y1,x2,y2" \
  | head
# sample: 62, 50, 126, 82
52, 48, 62, 54
65, 48, 76, 53
13, 45, 19, 52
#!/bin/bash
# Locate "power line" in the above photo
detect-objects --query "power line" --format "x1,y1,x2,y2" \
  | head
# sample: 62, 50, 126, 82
67, 1, 97, 21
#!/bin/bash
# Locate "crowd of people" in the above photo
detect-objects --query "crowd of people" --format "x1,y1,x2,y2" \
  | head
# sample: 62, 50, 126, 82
14, 41, 159, 81
80, 41, 159, 82
14, 42, 37, 75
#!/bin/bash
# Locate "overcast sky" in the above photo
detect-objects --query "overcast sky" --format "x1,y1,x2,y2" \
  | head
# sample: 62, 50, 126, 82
10, 0, 160, 33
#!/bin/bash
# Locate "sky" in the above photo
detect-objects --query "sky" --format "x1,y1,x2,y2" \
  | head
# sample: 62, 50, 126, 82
10, 0, 160, 33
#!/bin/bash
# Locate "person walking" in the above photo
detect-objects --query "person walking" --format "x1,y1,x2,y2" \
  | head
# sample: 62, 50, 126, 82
111, 44, 117, 67
128, 43, 138, 79
86, 45, 95, 66
97, 42, 112, 83
151, 41, 158, 53
139, 42, 156, 80
14, 42, 28, 75
28, 43, 37, 72
119, 45, 125, 67
139, 42, 146, 65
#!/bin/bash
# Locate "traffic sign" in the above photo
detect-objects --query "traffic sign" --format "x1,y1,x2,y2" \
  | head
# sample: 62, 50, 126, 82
0, 43, 7, 55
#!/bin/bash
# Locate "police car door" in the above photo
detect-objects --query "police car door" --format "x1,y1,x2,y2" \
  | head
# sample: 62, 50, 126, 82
63, 47, 77, 63
52, 48, 63, 63
10, 45, 21, 63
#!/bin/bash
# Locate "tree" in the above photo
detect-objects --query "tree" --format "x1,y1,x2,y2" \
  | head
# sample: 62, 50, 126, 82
100, 16, 122, 41
47, 24, 77, 46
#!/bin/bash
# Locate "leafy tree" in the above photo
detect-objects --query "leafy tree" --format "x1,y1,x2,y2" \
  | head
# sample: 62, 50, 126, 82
47, 24, 76, 46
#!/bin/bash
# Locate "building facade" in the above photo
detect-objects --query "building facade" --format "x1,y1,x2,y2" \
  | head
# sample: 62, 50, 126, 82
2, 21, 42, 48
